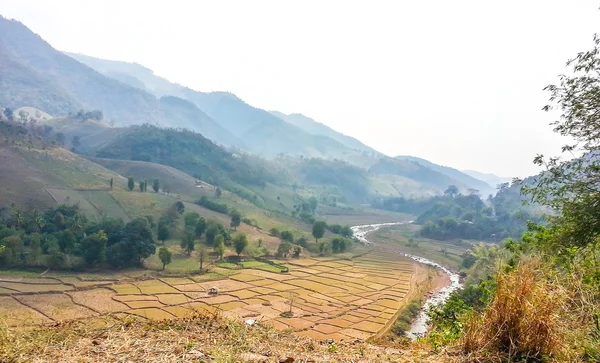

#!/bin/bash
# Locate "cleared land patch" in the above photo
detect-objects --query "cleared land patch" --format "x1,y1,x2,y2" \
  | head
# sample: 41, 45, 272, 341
1, 251, 429, 341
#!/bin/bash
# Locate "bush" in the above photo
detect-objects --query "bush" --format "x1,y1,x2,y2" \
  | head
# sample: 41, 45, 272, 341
195, 196, 229, 214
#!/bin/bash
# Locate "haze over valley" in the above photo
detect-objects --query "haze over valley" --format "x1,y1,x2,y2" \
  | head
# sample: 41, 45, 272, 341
0, 3, 599, 362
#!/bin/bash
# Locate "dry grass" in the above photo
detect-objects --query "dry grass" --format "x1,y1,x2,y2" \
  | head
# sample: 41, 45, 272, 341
0, 312, 445, 362
459, 257, 582, 362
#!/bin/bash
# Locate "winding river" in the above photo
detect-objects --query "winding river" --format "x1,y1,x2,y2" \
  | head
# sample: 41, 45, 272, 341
350, 222, 462, 339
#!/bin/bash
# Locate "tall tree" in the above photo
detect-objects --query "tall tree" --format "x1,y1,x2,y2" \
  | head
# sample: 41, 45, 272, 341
233, 233, 248, 256
214, 234, 225, 260
205, 224, 220, 245
195, 217, 207, 239
109, 177, 113, 190
444, 185, 459, 198
312, 221, 327, 243
80, 231, 107, 264
198, 248, 206, 270
127, 177, 135, 192
158, 247, 172, 270
153, 179, 160, 193
230, 210, 241, 230
180, 233, 195, 256
215, 187, 222, 198
71, 135, 81, 150
157, 223, 170, 245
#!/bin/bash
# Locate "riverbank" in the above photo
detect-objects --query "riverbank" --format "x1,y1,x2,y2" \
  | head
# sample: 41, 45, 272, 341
350, 222, 461, 339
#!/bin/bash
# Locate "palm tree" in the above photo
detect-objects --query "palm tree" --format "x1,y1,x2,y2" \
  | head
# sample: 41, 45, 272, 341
12, 210, 23, 229
30, 210, 46, 231
68, 214, 84, 233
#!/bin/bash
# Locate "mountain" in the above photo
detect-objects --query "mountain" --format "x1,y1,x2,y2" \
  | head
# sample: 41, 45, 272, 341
65, 52, 377, 163
0, 17, 240, 147
270, 111, 379, 154
396, 155, 493, 194
369, 158, 466, 193
462, 170, 512, 189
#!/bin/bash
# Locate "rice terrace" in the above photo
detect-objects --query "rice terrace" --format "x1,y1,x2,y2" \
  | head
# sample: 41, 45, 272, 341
0, 249, 435, 342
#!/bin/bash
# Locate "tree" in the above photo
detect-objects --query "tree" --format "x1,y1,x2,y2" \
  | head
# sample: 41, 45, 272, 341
312, 221, 327, 242
215, 187, 222, 198
153, 179, 160, 193
332, 237, 343, 253
280, 230, 294, 243
445, 185, 459, 198
198, 248, 206, 270
139, 180, 145, 192
269, 228, 280, 237
71, 135, 81, 150
293, 246, 302, 258
195, 217, 207, 239
80, 230, 108, 265
157, 223, 170, 245
127, 177, 135, 191
205, 224, 220, 245
180, 233, 195, 256
184, 212, 200, 229
175, 201, 185, 215
107, 218, 156, 268
158, 247, 172, 270
214, 235, 225, 260
109, 178, 113, 190
53, 212, 65, 229
230, 210, 241, 230
233, 233, 248, 256
277, 241, 293, 258
340, 225, 353, 238
296, 237, 308, 247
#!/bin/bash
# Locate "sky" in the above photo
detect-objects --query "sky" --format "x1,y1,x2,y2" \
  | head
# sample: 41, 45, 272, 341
0, 0, 598, 177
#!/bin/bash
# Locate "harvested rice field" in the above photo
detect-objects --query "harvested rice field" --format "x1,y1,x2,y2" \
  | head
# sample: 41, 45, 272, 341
0, 251, 432, 340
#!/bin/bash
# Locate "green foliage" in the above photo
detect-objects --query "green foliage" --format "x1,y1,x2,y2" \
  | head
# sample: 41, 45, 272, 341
296, 237, 308, 248
215, 187, 222, 198
293, 245, 302, 258
152, 178, 160, 193
391, 300, 423, 337
127, 176, 134, 191
205, 223, 221, 246
79, 230, 107, 264
195, 196, 229, 214
157, 223, 170, 244
184, 212, 200, 229
233, 233, 248, 256
158, 246, 172, 270
95, 125, 280, 189
194, 217, 207, 239
107, 218, 156, 268
229, 210, 241, 230
269, 228, 280, 237
312, 220, 327, 242
280, 230, 294, 243
180, 233, 195, 256
277, 241, 293, 258
331, 237, 348, 253
214, 235, 225, 260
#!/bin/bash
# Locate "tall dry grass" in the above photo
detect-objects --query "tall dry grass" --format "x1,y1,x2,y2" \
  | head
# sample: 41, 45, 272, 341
459, 256, 589, 362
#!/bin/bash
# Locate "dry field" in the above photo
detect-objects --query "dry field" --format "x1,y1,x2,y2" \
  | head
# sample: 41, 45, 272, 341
0, 252, 430, 341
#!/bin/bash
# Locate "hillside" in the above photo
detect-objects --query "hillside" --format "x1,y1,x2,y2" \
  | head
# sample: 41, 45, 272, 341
271, 111, 379, 155
369, 158, 464, 193
0, 16, 162, 126
396, 155, 492, 194
65, 52, 378, 163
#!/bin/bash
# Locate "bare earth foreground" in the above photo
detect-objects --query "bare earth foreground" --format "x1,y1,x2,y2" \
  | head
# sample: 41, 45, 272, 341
0, 251, 446, 362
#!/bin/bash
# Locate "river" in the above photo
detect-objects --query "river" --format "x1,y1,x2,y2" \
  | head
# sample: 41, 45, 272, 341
350, 222, 462, 339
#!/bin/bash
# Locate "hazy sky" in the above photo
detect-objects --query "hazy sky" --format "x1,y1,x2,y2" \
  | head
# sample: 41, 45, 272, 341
1, 1, 598, 177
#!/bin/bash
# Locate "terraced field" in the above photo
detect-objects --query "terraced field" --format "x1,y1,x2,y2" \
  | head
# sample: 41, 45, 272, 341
0, 252, 426, 341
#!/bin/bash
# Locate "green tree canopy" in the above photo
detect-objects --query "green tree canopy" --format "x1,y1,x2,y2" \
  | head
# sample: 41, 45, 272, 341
312, 221, 327, 242
158, 246, 172, 270
233, 233, 248, 256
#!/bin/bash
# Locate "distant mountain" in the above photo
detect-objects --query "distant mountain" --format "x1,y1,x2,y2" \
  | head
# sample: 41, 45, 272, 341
0, 17, 241, 147
65, 52, 375, 163
0, 17, 162, 125
270, 111, 379, 155
462, 170, 512, 189
396, 155, 493, 194
369, 158, 465, 192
